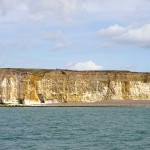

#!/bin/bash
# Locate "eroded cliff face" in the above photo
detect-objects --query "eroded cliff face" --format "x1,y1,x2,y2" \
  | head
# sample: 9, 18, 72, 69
0, 68, 150, 104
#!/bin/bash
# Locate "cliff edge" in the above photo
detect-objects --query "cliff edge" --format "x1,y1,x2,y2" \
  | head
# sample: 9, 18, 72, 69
0, 68, 150, 105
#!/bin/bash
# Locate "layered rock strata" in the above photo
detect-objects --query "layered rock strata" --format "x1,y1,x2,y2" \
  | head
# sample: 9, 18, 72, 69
0, 68, 150, 105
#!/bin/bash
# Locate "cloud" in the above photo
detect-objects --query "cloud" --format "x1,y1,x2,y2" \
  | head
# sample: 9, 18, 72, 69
122, 65, 135, 71
0, 0, 26, 15
44, 30, 63, 41
53, 42, 71, 50
99, 23, 150, 48
0, 0, 77, 23
67, 61, 103, 70
99, 24, 126, 37
0, 0, 150, 22
28, 0, 77, 15
0, 0, 78, 17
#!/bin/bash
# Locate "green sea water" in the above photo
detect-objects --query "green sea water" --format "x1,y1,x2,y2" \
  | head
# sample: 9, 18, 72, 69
0, 107, 150, 150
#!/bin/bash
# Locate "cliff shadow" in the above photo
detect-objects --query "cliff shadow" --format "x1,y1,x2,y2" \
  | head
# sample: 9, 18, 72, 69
17, 99, 25, 104
37, 94, 45, 103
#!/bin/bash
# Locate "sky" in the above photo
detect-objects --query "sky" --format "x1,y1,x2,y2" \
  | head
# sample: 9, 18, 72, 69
0, 0, 150, 71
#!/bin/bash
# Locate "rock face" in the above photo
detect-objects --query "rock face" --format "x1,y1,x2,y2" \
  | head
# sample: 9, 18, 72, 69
0, 68, 150, 104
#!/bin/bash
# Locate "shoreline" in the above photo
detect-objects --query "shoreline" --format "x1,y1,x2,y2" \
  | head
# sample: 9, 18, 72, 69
1, 100, 150, 107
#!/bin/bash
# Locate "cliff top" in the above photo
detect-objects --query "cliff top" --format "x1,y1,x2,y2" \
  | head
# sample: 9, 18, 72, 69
0, 68, 150, 74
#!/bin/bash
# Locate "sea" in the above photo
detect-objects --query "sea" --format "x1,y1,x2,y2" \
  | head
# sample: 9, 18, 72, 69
0, 107, 150, 150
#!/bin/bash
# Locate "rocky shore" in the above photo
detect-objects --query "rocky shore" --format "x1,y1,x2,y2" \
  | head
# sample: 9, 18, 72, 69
1, 100, 150, 107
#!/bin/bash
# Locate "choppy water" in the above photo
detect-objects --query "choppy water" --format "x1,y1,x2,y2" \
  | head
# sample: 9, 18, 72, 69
0, 107, 150, 150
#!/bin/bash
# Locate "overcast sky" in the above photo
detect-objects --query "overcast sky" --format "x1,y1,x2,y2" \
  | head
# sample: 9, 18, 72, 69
0, 0, 150, 71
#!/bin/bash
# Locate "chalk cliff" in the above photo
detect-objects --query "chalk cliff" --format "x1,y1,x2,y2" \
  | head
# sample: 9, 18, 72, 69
0, 68, 150, 105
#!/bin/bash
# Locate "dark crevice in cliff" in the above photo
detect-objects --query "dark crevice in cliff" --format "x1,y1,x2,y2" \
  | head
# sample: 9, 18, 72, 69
38, 94, 45, 103
122, 81, 130, 99
0, 97, 4, 104
18, 99, 25, 104
106, 81, 111, 100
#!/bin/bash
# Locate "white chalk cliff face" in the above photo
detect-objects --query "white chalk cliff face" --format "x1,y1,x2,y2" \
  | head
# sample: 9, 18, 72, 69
0, 69, 150, 105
